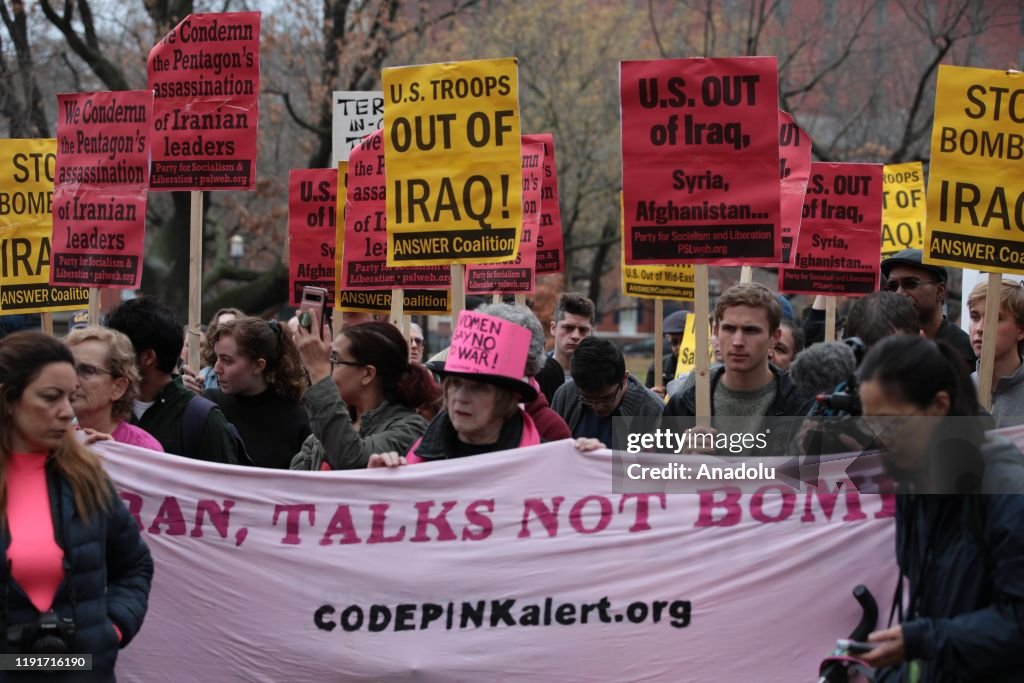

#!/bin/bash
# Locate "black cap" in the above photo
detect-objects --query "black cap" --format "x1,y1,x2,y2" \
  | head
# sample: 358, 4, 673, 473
880, 248, 947, 283
663, 310, 688, 334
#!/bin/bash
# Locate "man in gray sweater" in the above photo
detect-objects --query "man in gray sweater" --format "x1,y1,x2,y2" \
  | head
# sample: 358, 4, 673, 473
552, 336, 663, 444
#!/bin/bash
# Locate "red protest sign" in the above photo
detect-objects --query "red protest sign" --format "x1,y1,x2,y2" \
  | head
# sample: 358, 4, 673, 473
779, 163, 883, 296
521, 133, 563, 274
466, 141, 544, 295
147, 12, 260, 191
288, 169, 337, 307
620, 57, 780, 265
342, 130, 449, 290
50, 91, 152, 288
773, 111, 811, 265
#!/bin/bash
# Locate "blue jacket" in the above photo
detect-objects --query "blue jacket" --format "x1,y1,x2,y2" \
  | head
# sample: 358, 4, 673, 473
1, 467, 153, 682
883, 435, 1024, 682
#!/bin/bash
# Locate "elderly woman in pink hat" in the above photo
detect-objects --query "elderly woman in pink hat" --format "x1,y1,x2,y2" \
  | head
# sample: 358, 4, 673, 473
369, 311, 602, 466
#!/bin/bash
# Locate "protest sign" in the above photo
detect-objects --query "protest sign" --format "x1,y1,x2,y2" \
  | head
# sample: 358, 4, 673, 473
289, 169, 337, 306
881, 162, 925, 258
147, 12, 260, 191
335, 289, 450, 315
332, 90, 384, 165
465, 141, 543, 294
620, 57, 781, 265
103, 438, 896, 682
0, 139, 89, 313
773, 111, 811, 265
779, 163, 883, 296
383, 58, 522, 266
925, 65, 1024, 274
621, 192, 694, 301
49, 91, 152, 289
673, 312, 713, 379
521, 133, 563, 274
342, 130, 450, 290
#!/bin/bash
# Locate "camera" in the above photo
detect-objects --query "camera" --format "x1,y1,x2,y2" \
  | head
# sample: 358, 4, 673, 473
6, 611, 76, 654
816, 380, 862, 417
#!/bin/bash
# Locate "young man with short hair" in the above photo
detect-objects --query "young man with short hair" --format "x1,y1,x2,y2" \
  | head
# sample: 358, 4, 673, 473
106, 297, 240, 463
664, 283, 810, 438
552, 336, 663, 444
537, 292, 596, 403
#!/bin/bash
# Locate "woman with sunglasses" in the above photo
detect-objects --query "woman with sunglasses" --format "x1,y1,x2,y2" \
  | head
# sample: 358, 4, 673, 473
292, 319, 439, 470
855, 335, 1024, 681
205, 317, 310, 469
65, 326, 163, 451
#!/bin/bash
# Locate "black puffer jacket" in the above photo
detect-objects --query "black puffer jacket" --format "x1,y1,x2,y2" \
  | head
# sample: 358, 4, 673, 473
1, 467, 153, 682
879, 434, 1024, 682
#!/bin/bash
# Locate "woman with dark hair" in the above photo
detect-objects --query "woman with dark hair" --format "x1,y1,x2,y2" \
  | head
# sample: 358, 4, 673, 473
0, 332, 152, 680
292, 320, 440, 469
204, 317, 311, 469
854, 335, 1024, 681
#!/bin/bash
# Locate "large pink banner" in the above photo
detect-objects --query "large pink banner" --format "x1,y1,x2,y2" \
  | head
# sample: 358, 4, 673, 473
98, 440, 899, 682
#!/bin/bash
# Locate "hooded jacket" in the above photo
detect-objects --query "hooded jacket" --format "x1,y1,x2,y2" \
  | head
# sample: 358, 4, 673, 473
1, 468, 153, 682
879, 434, 1024, 682
972, 359, 1024, 428
551, 374, 664, 434
290, 377, 426, 470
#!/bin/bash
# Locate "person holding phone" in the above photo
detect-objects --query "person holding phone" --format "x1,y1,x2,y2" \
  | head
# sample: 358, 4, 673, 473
855, 335, 1024, 681
291, 316, 439, 470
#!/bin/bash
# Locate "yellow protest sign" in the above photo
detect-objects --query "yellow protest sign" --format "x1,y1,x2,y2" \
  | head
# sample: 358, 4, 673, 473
383, 58, 522, 267
673, 312, 714, 379
881, 161, 925, 258
0, 139, 88, 314
925, 66, 1024, 274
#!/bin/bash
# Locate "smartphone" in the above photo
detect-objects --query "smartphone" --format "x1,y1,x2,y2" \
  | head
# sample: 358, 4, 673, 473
298, 286, 331, 338
836, 639, 875, 654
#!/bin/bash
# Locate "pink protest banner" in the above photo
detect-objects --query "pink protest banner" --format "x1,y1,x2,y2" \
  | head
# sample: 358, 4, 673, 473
147, 12, 260, 191
446, 310, 532, 376
50, 91, 152, 288
342, 130, 450, 290
522, 133, 563, 274
779, 163, 883, 296
772, 111, 812, 265
620, 57, 781, 265
288, 169, 337, 306
465, 141, 543, 294
99, 437, 897, 682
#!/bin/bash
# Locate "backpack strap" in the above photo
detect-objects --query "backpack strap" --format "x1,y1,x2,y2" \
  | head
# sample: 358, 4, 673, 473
182, 396, 217, 458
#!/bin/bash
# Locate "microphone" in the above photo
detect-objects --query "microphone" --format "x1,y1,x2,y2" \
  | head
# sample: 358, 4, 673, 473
790, 341, 856, 397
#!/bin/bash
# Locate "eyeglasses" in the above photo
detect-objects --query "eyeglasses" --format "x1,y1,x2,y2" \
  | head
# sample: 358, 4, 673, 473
579, 381, 624, 407
884, 277, 939, 292
409, 337, 424, 346
75, 363, 115, 379
329, 354, 367, 370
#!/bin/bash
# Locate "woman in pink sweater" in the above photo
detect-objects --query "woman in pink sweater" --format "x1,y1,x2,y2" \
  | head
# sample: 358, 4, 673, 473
0, 331, 152, 681
64, 325, 163, 451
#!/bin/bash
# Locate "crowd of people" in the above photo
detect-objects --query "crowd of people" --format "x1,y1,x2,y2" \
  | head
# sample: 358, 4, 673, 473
1, 246, 1022, 679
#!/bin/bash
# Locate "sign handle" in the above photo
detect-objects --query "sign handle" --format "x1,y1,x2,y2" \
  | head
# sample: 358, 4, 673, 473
88, 288, 101, 325
187, 191, 203, 372
451, 265, 465, 320
492, 293, 501, 304
41, 313, 53, 336
740, 266, 753, 283
515, 294, 526, 306
694, 265, 711, 426
978, 272, 1002, 410
653, 298, 664, 391
390, 288, 404, 328
824, 296, 837, 342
